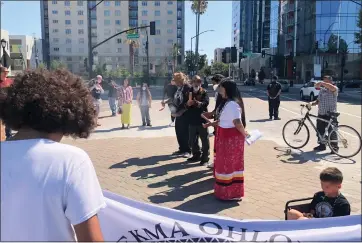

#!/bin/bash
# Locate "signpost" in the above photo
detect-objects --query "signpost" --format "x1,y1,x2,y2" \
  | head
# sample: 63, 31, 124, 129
127, 33, 139, 39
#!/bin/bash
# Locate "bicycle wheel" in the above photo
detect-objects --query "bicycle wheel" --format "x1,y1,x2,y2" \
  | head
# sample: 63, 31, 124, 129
282, 119, 310, 149
328, 125, 362, 158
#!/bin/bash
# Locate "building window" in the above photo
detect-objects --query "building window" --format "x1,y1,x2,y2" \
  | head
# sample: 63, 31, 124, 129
104, 29, 111, 35
78, 20, 84, 25
104, 1, 110, 6
79, 38, 85, 44
66, 39, 72, 44
168, 39, 173, 44
66, 57, 72, 61
155, 1, 160, 6
167, 29, 173, 34
52, 10, 58, 14
78, 29, 84, 34
167, 10, 173, 15
115, 10, 121, 16
116, 38, 122, 44
154, 20, 160, 26
52, 20, 58, 23
78, 10, 83, 15
104, 10, 110, 16
155, 10, 160, 16
141, 20, 148, 26
167, 20, 173, 25
65, 20, 71, 25
142, 10, 147, 16
167, 1, 173, 4
155, 38, 161, 44
65, 10, 71, 15
142, 1, 147, 6
117, 48, 122, 53
104, 20, 110, 25
53, 38, 59, 43
155, 48, 161, 55
115, 20, 121, 25
64, 1, 70, 6
53, 47, 59, 51
66, 48, 72, 53
53, 29, 59, 33
52, 0, 57, 4
156, 29, 161, 35
77, 1, 83, 6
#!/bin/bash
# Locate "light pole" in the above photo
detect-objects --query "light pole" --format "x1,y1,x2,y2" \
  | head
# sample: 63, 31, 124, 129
190, 29, 214, 74
1, 39, 7, 67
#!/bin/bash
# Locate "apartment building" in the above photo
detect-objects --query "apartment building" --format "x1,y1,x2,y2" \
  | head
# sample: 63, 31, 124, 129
40, 0, 185, 75
0, 29, 11, 73
213, 48, 224, 63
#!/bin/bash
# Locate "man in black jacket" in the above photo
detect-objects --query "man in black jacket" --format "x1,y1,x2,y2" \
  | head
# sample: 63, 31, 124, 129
187, 76, 210, 165
106, 79, 119, 116
162, 79, 178, 126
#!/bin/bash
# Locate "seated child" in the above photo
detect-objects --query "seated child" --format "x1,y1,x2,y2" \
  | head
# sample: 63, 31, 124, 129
287, 167, 350, 220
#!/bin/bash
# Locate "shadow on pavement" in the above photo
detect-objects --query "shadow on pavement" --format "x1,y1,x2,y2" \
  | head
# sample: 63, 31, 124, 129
94, 127, 123, 133
148, 177, 214, 203
131, 160, 200, 179
109, 155, 173, 169
249, 118, 272, 123
98, 115, 114, 119
137, 125, 169, 131
275, 146, 356, 164
174, 193, 240, 214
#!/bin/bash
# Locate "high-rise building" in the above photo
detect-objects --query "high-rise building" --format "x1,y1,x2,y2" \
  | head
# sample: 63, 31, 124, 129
214, 48, 224, 63
40, 0, 185, 75
278, 0, 361, 81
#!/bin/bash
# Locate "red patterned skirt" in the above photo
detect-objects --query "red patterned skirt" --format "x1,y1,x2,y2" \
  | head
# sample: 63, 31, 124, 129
214, 127, 245, 200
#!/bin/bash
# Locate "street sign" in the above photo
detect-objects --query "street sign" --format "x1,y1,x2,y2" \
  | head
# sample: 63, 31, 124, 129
127, 33, 139, 39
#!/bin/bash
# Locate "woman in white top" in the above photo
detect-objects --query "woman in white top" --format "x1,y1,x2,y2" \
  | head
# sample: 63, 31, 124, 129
0, 69, 105, 241
204, 79, 248, 201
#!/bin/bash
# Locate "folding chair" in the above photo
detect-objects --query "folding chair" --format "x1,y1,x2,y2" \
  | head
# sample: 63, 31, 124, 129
284, 197, 314, 220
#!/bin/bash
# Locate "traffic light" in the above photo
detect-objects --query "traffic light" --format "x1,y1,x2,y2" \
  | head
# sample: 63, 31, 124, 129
315, 41, 319, 50
150, 21, 156, 35
292, 62, 297, 76
230, 47, 237, 63
222, 50, 226, 63
261, 50, 266, 58
84, 58, 88, 71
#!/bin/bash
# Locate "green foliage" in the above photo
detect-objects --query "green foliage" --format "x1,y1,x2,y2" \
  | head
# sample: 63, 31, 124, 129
190, 0, 208, 15
133, 71, 143, 78
184, 51, 207, 72
37, 62, 46, 69
50, 60, 66, 70
211, 62, 228, 77
199, 65, 211, 77
326, 34, 348, 53
355, 9, 362, 49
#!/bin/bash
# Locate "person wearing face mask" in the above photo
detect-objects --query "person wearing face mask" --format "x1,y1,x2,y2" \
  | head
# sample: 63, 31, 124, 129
267, 75, 282, 120
186, 75, 210, 165
90, 75, 104, 126
136, 83, 152, 127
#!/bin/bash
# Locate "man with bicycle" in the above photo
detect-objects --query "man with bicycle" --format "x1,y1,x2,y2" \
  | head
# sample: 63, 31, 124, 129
307, 76, 338, 154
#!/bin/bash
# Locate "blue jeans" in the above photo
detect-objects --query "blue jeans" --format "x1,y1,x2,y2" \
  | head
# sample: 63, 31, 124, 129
108, 97, 117, 115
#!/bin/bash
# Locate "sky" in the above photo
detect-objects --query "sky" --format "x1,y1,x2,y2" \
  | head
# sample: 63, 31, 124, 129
0, 0, 232, 62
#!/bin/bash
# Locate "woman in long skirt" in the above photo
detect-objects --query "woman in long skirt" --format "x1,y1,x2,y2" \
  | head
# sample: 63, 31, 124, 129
205, 79, 248, 200
117, 79, 133, 129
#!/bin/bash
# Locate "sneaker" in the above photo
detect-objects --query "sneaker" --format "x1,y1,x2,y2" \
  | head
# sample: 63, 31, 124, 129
142, 123, 146, 126
207, 162, 214, 168
313, 144, 326, 151
187, 155, 201, 162
269, 116, 273, 120
200, 157, 210, 166
274, 117, 281, 120
169, 121, 175, 127
182, 152, 191, 158
147, 124, 152, 127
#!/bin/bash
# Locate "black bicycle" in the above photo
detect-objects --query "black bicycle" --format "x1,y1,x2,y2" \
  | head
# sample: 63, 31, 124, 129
282, 104, 362, 158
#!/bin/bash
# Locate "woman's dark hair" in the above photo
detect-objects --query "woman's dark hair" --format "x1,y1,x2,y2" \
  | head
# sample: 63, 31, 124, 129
139, 83, 151, 98
211, 74, 224, 84
219, 79, 246, 127
123, 78, 130, 86
0, 69, 96, 138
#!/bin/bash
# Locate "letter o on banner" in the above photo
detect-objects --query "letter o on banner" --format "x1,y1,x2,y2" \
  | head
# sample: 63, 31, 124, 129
199, 222, 223, 236
269, 234, 292, 242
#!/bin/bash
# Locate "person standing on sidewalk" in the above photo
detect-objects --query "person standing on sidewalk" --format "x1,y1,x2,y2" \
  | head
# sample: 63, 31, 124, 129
117, 78, 133, 129
187, 75, 210, 165
267, 75, 282, 120
107, 79, 118, 116
90, 75, 104, 126
137, 83, 152, 127
307, 76, 339, 154
162, 79, 178, 126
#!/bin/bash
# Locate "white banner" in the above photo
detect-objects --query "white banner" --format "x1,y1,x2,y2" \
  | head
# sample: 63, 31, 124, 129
99, 191, 362, 242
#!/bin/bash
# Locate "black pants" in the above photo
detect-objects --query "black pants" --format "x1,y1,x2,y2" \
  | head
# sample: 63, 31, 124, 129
175, 114, 191, 153
268, 97, 280, 118
189, 125, 210, 158
316, 114, 338, 149
171, 116, 175, 122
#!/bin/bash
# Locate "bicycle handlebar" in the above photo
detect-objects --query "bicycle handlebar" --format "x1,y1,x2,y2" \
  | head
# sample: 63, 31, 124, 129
300, 104, 311, 115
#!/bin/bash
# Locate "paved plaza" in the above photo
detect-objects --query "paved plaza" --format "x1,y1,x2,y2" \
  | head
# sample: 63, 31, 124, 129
63, 87, 361, 220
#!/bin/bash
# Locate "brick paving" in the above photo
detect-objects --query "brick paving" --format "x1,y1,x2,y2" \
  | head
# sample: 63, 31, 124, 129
63, 135, 361, 220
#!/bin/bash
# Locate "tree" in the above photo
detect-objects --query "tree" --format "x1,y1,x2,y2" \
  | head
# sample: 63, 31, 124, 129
172, 43, 181, 72
199, 65, 211, 77
37, 62, 46, 69
327, 34, 348, 53
211, 62, 228, 77
191, 0, 208, 15
50, 60, 66, 70
355, 9, 362, 49
133, 71, 143, 78
184, 50, 196, 73
198, 54, 207, 70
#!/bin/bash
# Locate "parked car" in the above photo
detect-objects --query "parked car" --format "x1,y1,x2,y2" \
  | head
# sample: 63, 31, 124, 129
279, 80, 290, 92
300, 80, 321, 101
244, 78, 255, 86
